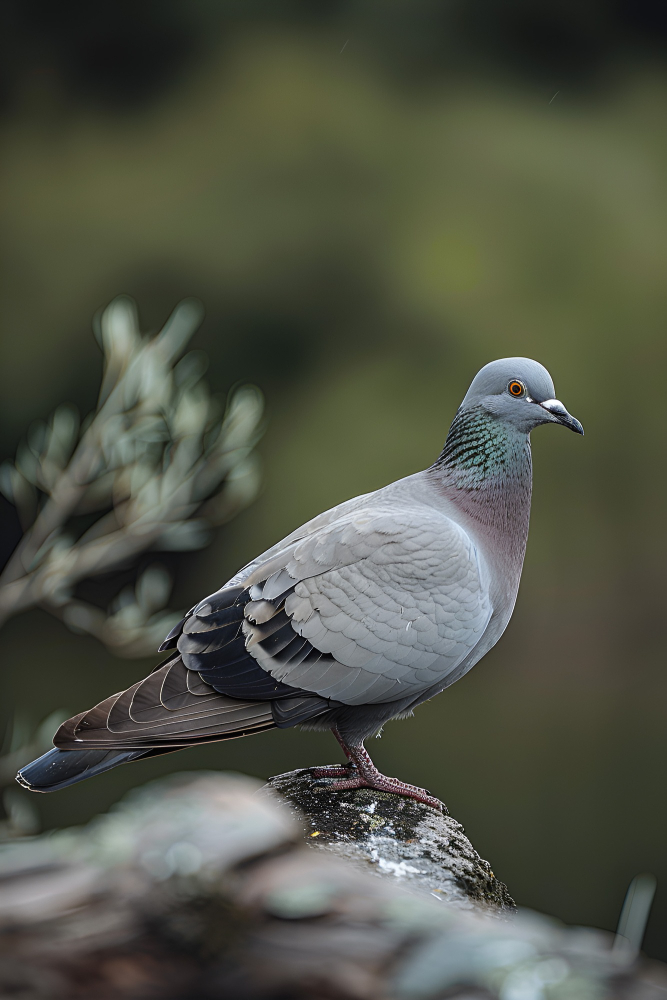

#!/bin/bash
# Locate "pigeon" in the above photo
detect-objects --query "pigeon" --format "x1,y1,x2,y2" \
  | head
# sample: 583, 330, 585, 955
17, 358, 583, 809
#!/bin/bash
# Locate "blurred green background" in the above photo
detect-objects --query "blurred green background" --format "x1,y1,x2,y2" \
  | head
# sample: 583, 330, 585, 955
1, 0, 667, 960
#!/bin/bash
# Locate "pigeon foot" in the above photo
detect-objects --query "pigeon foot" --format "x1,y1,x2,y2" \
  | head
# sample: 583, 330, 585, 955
312, 729, 446, 812
325, 770, 445, 812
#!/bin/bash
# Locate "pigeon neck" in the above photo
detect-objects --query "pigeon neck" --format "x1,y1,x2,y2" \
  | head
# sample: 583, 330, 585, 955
430, 405, 532, 550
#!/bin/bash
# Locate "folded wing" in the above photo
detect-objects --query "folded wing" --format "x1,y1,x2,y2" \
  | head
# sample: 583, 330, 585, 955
55, 495, 492, 754
167, 501, 492, 708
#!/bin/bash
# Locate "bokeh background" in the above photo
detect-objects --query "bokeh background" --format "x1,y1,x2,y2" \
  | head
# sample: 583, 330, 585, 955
2, 0, 667, 959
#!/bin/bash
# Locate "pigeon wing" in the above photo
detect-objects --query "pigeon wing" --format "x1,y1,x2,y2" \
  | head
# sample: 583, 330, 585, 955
239, 503, 493, 706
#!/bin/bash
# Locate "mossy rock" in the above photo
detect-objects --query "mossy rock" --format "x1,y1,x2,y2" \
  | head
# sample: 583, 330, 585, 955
264, 768, 515, 913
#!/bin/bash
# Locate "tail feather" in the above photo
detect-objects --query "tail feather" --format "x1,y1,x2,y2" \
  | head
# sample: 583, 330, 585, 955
16, 747, 153, 792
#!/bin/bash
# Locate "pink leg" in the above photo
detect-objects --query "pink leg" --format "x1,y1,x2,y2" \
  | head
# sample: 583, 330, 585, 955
311, 728, 446, 812
310, 736, 354, 779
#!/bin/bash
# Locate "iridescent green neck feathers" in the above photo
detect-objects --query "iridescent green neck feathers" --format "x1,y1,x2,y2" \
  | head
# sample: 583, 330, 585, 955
431, 405, 532, 545
435, 405, 530, 489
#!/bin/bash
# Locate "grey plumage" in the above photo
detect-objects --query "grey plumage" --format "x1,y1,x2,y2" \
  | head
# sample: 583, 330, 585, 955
18, 358, 583, 804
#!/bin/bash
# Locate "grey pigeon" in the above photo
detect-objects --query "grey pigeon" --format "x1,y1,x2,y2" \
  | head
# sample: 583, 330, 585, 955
18, 358, 583, 809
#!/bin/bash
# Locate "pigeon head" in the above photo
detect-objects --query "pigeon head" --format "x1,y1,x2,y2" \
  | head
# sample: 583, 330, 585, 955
460, 357, 583, 436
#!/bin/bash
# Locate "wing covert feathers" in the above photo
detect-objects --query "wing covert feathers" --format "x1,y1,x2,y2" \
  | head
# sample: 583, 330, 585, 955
234, 503, 492, 705
160, 496, 492, 709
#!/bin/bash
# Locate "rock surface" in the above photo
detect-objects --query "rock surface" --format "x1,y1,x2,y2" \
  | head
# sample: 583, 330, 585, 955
265, 767, 515, 912
1, 771, 666, 999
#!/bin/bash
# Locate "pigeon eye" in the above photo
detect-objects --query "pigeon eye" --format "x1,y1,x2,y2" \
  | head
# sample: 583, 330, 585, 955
508, 380, 525, 397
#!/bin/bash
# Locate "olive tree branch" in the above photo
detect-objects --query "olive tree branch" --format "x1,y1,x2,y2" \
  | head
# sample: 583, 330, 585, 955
0, 296, 264, 657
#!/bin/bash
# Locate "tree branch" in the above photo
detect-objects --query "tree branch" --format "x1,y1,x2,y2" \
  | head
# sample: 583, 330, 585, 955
0, 296, 263, 655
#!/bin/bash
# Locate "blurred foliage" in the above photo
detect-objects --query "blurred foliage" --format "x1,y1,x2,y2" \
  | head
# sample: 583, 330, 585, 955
0, 295, 263, 655
0, 0, 666, 964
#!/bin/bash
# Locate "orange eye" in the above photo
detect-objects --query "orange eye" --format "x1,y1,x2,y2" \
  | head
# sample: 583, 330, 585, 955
508, 380, 525, 397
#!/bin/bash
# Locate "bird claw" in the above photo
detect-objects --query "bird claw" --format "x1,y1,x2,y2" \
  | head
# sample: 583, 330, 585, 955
310, 733, 446, 812
309, 764, 446, 813
331, 776, 445, 813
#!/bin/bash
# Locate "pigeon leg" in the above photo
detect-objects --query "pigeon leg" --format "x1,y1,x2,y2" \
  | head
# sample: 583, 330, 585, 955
310, 735, 355, 779
313, 728, 446, 812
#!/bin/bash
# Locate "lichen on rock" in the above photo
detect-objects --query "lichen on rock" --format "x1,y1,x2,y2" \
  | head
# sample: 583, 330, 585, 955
264, 767, 515, 913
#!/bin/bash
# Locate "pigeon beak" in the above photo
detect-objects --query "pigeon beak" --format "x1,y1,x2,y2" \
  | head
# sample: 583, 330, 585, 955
538, 398, 584, 436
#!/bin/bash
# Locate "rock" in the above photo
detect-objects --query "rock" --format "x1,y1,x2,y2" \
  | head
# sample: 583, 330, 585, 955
264, 767, 515, 913
2, 771, 666, 1000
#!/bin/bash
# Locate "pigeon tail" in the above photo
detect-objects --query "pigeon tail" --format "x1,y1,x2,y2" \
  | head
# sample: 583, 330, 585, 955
16, 747, 160, 792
